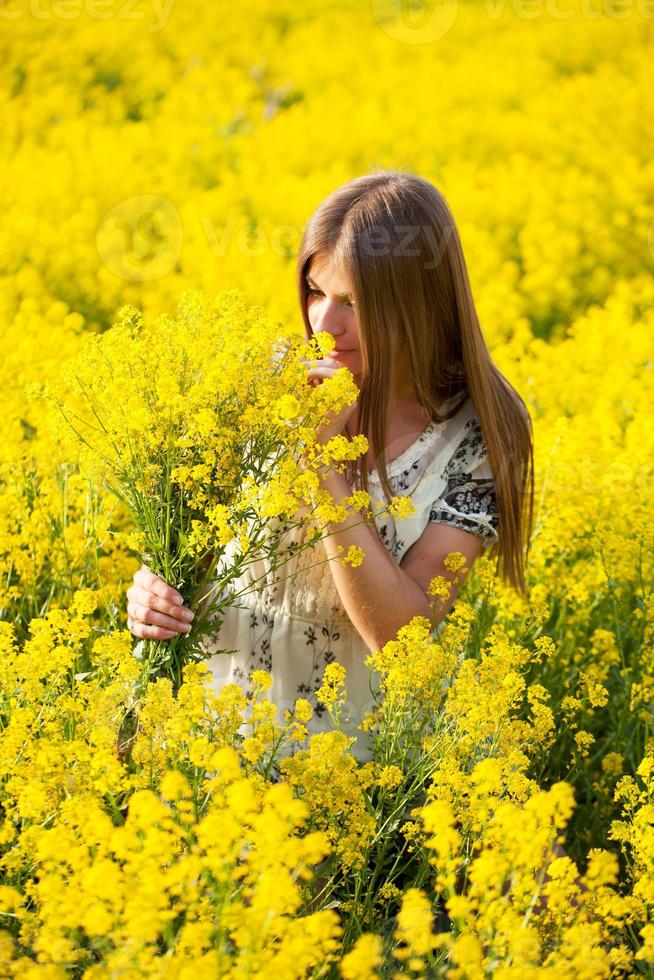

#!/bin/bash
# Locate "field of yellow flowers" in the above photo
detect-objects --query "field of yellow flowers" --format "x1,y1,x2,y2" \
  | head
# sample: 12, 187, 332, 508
1, 0, 654, 975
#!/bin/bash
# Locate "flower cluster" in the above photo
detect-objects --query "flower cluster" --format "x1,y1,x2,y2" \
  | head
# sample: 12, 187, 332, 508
37, 288, 393, 690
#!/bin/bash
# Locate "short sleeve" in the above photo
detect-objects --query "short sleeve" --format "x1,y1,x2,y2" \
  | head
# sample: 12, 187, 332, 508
428, 416, 500, 548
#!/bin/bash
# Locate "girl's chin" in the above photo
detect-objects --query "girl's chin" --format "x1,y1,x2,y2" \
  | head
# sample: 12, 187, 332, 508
327, 350, 362, 382
338, 356, 363, 379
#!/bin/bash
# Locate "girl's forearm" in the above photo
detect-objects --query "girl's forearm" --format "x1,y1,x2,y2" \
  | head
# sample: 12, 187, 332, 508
314, 466, 435, 650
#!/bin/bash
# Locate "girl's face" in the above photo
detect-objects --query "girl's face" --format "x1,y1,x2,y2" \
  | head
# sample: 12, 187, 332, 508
305, 254, 363, 381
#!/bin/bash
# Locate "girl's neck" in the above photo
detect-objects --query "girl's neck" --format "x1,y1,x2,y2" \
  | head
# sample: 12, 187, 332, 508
344, 394, 432, 440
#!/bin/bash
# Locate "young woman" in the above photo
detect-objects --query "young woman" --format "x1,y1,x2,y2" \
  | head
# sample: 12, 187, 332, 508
126, 169, 534, 765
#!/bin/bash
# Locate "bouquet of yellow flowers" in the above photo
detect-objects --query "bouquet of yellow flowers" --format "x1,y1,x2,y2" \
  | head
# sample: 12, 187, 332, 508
40, 288, 391, 691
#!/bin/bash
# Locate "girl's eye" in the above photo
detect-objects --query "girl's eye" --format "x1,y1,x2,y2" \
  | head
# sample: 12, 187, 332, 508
307, 287, 355, 309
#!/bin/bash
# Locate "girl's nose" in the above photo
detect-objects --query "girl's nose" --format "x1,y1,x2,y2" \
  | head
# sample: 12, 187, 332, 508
315, 326, 343, 345
314, 315, 347, 343
312, 301, 348, 336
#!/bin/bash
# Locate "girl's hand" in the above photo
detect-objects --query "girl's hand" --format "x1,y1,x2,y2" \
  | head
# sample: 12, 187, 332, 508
304, 356, 359, 447
126, 563, 195, 640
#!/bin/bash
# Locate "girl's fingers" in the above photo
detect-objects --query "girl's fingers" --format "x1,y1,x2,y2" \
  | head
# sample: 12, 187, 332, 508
134, 564, 184, 606
129, 620, 178, 641
304, 356, 342, 387
301, 356, 339, 366
127, 601, 192, 634
126, 584, 193, 621
307, 367, 338, 381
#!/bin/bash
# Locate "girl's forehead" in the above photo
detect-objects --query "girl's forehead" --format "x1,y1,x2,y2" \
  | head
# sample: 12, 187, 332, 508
308, 255, 353, 288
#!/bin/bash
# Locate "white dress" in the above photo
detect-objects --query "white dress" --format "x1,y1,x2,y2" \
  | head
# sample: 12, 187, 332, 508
201, 390, 500, 766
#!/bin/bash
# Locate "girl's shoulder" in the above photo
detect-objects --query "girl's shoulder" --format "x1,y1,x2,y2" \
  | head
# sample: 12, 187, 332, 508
439, 399, 488, 470
416, 391, 481, 470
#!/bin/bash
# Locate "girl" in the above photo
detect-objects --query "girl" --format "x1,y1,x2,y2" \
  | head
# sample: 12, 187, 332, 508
126, 169, 534, 765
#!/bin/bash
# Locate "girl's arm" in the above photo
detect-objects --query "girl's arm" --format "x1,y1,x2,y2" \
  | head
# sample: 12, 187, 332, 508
315, 466, 484, 651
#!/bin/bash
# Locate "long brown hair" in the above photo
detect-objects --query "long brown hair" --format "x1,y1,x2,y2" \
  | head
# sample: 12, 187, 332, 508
296, 169, 534, 595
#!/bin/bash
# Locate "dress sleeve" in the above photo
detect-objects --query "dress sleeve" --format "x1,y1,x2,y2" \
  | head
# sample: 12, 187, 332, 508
268, 337, 293, 371
428, 416, 500, 548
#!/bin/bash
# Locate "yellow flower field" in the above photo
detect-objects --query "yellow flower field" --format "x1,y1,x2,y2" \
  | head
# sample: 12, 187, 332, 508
0, 0, 653, 975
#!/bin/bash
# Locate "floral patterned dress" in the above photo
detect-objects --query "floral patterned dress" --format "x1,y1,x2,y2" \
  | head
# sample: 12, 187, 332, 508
201, 390, 500, 765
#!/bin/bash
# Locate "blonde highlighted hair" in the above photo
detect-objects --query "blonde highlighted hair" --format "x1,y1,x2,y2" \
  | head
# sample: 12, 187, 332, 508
296, 169, 534, 595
